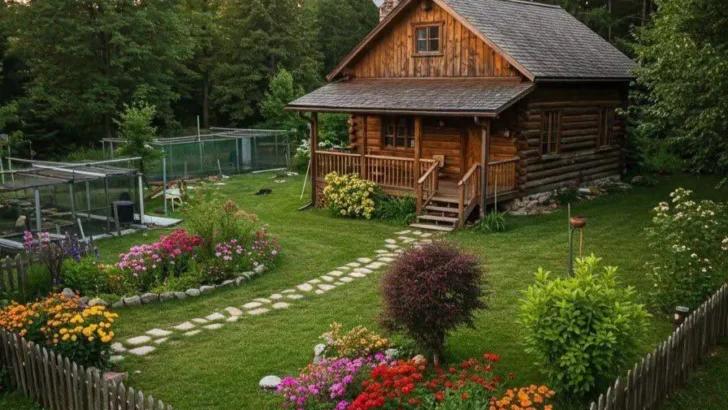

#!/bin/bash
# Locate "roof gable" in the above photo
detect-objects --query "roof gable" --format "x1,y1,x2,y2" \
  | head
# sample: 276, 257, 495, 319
329, 0, 635, 81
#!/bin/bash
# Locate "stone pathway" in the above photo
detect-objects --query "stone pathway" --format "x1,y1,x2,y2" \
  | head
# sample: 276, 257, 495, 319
109, 230, 436, 362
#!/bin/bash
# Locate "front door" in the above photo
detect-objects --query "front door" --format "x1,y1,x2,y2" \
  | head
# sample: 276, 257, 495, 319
465, 126, 482, 178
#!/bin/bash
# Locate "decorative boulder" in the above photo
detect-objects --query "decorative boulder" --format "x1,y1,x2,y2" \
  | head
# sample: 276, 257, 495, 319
631, 175, 645, 186
88, 298, 108, 307
199, 285, 215, 294
160, 292, 175, 302
254, 264, 267, 274
185, 289, 201, 297
140, 293, 159, 304
61, 288, 76, 299
313, 343, 327, 364
173, 292, 187, 300
111, 301, 124, 309
235, 277, 246, 286
259, 375, 282, 390
122, 296, 141, 307
220, 279, 235, 287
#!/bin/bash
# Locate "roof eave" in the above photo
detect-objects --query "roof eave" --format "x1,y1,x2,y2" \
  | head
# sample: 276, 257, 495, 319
534, 76, 635, 83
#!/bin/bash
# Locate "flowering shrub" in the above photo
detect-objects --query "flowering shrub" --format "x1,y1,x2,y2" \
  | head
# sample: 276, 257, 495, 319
201, 231, 280, 284
321, 323, 392, 359
519, 255, 648, 397
158, 229, 203, 275
647, 188, 728, 311
24, 231, 85, 286
489, 386, 555, 410
0, 293, 118, 369
323, 172, 376, 219
380, 241, 485, 364
184, 189, 259, 253
278, 354, 391, 410
349, 359, 425, 409
115, 243, 164, 292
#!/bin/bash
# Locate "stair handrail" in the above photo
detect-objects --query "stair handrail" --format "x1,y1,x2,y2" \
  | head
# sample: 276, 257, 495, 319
416, 162, 440, 214
457, 163, 482, 227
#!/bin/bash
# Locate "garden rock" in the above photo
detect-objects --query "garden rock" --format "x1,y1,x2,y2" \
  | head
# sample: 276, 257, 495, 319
254, 264, 267, 274
111, 301, 124, 309
174, 292, 187, 300
221, 279, 235, 287
313, 343, 327, 363
62, 288, 75, 299
79, 296, 90, 305
259, 375, 282, 390
160, 292, 175, 302
122, 296, 142, 307
200, 285, 215, 294
185, 289, 201, 297
631, 175, 645, 186
235, 277, 246, 286
88, 298, 108, 307
104, 372, 128, 385
140, 293, 159, 304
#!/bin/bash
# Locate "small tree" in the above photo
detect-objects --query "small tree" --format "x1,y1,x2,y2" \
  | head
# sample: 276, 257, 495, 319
260, 68, 308, 142
380, 241, 485, 365
115, 101, 163, 182
519, 255, 649, 397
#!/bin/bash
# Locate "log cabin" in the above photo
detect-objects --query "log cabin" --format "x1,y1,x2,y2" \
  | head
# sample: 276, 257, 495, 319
287, 0, 634, 231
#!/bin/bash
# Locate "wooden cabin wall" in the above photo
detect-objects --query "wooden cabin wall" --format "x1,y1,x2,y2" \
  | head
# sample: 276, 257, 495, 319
513, 84, 628, 195
348, 0, 521, 78
352, 115, 465, 180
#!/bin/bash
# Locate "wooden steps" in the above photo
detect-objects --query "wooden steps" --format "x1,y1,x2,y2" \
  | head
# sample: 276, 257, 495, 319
410, 195, 462, 232
409, 223, 455, 232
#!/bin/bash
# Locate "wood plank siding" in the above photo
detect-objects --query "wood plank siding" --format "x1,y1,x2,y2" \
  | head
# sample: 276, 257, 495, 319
513, 84, 628, 194
346, 0, 521, 79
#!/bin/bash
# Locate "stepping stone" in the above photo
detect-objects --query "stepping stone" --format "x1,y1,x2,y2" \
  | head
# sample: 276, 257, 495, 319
272, 302, 290, 310
357, 257, 372, 263
421, 233, 433, 238
204, 323, 223, 330
401, 238, 416, 243
395, 249, 405, 253
379, 257, 395, 262
307, 279, 322, 284
385, 244, 399, 249
281, 289, 296, 294
184, 330, 201, 337
226, 316, 240, 323
320, 276, 334, 282
353, 268, 373, 274
385, 239, 397, 244
111, 343, 126, 353
367, 262, 386, 269
328, 270, 344, 277
254, 298, 271, 304
421, 239, 433, 244
154, 338, 168, 345
337, 266, 351, 271
318, 284, 336, 291
205, 313, 226, 321
128, 346, 155, 356
191, 318, 209, 324
334, 281, 345, 286
146, 329, 173, 338
340, 277, 354, 283
110, 355, 125, 363
269, 294, 283, 300
287, 294, 304, 300
225, 307, 243, 316
315, 289, 325, 295
375, 249, 389, 254
243, 302, 263, 309
398, 236, 412, 240
346, 262, 361, 268
248, 308, 270, 316
297, 284, 314, 292
395, 230, 412, 234
350, 272, 366, 278
174, 322, 195, 331
126, 336, 152, 346
412, 230, 423, 235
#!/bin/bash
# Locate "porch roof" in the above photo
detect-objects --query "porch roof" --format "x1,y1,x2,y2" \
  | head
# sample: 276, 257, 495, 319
287, 78, 535, 116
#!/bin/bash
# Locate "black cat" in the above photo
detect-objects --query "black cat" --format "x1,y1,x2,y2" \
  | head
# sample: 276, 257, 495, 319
254, 188, 273, 196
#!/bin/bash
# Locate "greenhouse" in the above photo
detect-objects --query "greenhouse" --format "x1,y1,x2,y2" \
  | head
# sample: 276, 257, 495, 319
0, 157, 146, 251
102, 127, 290, 181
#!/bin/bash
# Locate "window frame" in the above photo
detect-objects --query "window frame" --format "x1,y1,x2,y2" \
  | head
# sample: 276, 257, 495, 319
412, 22, 444, 57
539, 110, 561, 157
381, 116, 415, 150
597, 106, 617, 149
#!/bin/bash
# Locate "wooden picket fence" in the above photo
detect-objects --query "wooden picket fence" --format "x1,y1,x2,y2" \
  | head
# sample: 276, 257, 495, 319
0, 329, 173, 410
589, 284, 728, 410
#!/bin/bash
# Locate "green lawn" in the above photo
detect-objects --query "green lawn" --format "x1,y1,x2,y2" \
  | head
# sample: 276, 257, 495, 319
4, 171, 728, 410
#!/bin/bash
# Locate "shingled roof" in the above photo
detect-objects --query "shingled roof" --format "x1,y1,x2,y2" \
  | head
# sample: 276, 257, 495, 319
440, 0, 635, 80
287, 78, 535, 116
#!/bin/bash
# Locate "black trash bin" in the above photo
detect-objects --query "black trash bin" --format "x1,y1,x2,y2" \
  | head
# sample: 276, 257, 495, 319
113, 201, 136, 224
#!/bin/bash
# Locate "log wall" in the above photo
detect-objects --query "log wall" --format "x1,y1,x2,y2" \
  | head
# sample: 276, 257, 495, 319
348, 0, 521, 79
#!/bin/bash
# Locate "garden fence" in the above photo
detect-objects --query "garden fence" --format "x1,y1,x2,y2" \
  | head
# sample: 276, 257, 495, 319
0, 329, 173, 410
589, 284, 728, 410
0, 236, 97, 301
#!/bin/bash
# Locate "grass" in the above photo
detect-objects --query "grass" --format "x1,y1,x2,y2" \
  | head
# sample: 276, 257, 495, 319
6, 171, 728, 410
661, 340, 728, 409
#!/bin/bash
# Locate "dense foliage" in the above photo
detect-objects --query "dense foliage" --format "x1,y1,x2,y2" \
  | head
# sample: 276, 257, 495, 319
320, 322, 392, 359
646, 188, 728, 311
519, 255, 649, 397
323, 172, 377, 219
380, 241, 485, 364
632, 0, 728, 176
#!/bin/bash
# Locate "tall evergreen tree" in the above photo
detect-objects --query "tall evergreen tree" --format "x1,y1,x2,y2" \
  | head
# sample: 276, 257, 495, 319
4, 0, 196, 148
316, 0, 378, 74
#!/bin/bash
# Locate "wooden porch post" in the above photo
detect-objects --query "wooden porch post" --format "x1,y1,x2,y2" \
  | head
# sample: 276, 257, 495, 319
310, 112, 319, 206
480, 121, 490, 217
414, 117, 423, 180
360, 115, 368, 178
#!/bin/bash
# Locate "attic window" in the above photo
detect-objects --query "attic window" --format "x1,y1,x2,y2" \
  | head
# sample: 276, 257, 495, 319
414, 24, 442, 55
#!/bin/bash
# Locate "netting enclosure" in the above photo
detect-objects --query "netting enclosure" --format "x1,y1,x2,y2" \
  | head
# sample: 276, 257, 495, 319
0, 158, 145, 251
103, 127, 291, 181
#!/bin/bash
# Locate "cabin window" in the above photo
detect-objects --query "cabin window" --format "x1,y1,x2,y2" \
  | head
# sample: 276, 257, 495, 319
414, 24, 441, 54
540, 111, 561, 155
382, 117, 415, 149
598, 106, 616, 148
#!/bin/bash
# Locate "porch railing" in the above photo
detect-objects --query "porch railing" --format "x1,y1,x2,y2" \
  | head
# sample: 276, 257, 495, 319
486, 158, 518, 196
316, 151, 361, 179
458, 164, 482, 227
416, 162, 440, 213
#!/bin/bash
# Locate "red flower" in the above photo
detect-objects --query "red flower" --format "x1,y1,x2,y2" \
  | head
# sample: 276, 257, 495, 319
435, 392, 444, 401
461, 393, 470, 400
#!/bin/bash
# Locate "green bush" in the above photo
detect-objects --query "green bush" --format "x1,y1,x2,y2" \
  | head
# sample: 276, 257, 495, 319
20, 263, 54, 302
374, 192, 417, 225
471, 211, 507, 233
184, 189, 259, 252
152, 270, 203, 293
61, 257, 108, 296
323, 172, 376, 219
552, 185, 579, 205
519, 255, 649, 397
647, 188, 728, 311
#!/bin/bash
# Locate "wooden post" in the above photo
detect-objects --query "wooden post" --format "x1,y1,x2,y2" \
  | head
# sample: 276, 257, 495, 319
414, 117, 422, 181
310, 112, 319, 206
360, 115, 368, 178
137, 175, 145, 224
480, 121, 490, 217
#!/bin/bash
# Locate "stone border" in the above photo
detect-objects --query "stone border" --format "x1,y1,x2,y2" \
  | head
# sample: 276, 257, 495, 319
99, 264, 269, 309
